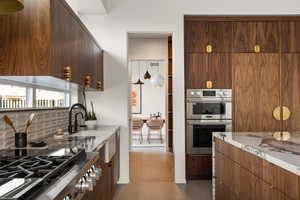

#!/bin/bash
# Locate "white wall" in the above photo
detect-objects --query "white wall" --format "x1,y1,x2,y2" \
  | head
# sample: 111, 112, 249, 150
129, 38, 168, 143
81, 0, 300, 183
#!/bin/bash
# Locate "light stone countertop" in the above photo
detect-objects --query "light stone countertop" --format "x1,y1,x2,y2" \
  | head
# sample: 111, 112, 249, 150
213, 131, 300, 176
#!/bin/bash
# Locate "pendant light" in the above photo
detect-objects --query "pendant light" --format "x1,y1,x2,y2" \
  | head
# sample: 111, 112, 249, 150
144, 62, 151, 80
0, 0, 24, 14
133, 61, 144, 85
150, 62, 164, 87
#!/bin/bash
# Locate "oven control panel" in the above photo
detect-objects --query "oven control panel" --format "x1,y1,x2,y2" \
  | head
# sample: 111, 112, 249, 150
187, 89, 232, 98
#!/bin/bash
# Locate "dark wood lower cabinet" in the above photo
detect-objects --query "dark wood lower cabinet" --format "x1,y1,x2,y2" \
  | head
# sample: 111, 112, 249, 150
215, 138, 297, 200
186, 155, 212, 180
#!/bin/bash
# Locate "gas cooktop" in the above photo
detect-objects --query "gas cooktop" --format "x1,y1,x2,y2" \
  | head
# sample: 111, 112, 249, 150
0, 147, 86, 200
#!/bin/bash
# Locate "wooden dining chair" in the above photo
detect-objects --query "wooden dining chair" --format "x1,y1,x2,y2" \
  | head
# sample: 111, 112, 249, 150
146, 119, 165, 144
132, 118, 144, 144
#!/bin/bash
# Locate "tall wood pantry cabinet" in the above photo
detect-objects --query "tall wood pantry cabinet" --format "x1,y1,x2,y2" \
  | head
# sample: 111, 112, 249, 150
185, 16, 300, 180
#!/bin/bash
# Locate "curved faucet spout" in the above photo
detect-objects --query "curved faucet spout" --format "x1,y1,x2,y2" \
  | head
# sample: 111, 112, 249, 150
68, 103, 87, 134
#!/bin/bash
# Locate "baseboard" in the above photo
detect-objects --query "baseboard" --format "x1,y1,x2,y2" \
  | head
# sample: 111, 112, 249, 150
175, 178, 187, 184
117, 178, 130, 184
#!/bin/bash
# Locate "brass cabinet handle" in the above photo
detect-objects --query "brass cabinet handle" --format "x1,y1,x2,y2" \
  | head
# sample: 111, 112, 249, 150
254, 45, 260, 53
97, 81, 102, 91
272, 106, 281, 121
85, 75, 92, 88
206, 81, 213, 89
282, 106, 291, 120
206, 45, 212, 53
63, 66, 72, 81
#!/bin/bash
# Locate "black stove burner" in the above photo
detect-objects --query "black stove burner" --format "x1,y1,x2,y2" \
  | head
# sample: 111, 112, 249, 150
0, 156, 73, 179
0, 148, 86, 200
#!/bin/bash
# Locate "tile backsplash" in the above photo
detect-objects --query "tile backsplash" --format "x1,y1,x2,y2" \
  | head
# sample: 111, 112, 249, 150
0, 109, 69, 149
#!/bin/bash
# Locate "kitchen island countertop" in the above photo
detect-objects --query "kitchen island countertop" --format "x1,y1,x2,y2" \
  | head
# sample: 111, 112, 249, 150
213, 131, 300, 176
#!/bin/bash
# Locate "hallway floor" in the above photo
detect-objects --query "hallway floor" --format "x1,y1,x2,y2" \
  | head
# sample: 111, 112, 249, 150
113, 152, 212, 200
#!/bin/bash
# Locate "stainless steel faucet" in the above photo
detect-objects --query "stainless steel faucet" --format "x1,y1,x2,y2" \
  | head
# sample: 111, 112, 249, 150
68, 103, 87, 134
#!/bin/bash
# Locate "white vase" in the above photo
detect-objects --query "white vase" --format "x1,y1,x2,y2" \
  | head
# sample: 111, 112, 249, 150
85, 120, 97, 129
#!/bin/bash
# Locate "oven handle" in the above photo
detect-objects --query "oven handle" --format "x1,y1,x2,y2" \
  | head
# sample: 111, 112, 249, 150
186, 99, 231, 103
187, 120, 232, 125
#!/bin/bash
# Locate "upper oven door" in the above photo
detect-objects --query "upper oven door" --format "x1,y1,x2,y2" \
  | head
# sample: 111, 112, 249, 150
186, 98, 232, 120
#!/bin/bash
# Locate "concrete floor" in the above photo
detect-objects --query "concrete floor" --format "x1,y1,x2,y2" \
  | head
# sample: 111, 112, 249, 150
113, 152, 212, 200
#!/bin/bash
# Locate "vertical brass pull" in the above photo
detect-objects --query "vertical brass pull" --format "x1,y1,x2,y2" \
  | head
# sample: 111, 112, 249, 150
85, 76, 92, 88
282, 106, 291, 120
206, 45, 212, 53
97, 81, 102, 91
272, 106, 281, 121
254, 45, 260, 53
206, 81, 213, 89
63, 66, 72, 81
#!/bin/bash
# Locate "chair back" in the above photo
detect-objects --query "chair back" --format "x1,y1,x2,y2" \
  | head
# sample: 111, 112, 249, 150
132, 118, 144, 130
146, 119, 165, 130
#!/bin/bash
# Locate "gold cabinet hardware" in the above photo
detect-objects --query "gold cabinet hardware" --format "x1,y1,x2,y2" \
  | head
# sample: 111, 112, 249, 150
273, 131, 291, 141
206, 81, 213, 89
282, 106, 291, 120
97, 81, 102, 91
254, 45, 260, 53
63, 66, 72, 81
272, 106, 281, 121
85, 75, 92, 88
0, 0, 24, 14
206, 45, 212, 53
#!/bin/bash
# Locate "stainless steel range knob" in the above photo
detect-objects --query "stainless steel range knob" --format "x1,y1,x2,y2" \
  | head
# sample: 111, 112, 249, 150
75, 177, 93, 192
64, 195, 72, 200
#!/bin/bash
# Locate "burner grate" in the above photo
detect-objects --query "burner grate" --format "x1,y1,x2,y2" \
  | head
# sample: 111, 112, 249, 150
0, 156, 73, 179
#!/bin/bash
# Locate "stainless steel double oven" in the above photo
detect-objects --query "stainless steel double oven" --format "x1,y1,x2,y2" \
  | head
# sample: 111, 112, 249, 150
186, 89, 232, 155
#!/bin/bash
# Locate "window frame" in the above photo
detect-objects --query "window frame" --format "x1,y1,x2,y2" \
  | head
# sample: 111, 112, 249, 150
0, 79, 71, 110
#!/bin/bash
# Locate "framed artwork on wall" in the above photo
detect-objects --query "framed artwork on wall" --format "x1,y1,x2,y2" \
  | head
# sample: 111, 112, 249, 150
131, 84, 142, 114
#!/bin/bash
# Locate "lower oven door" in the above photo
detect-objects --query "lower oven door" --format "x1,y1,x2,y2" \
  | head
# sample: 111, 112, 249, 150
186, 120, 232, 155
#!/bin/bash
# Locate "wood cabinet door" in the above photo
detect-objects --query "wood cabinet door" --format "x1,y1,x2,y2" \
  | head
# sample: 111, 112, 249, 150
209, 22, 232, 53
186, 155, 212, 179
233, 54, 281, 131
185, 21, 209, 53
281, 54, 300, 131
232, 22, 256, 53
256, 22, 280, 53
281, 21, 300, 53
185, 53, 209, 88
208, 54, 232, 88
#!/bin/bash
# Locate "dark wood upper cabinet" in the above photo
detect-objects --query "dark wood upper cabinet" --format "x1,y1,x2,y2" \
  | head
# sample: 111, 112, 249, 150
256, 22, 280, 53
281, 21, 300, 53
281, 54, 300, 131
233, 54, 281, 131
185, 53, 231, 89
185, 21, 209, 53
185, 53, 209, 88
209, 22, 232, 53
0, 0, 103, 90
208, 54, 232, 88
185, 21, 232, 53
232, 21, 280, 53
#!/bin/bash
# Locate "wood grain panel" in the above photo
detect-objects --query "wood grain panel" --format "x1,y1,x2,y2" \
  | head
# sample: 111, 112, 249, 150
281, 54, 300, 131
184, 21, 209, 53
0, 0, 51, 75
209, 22, 232, 53
232, 22, 256, 53
281, 21, 300, 53
208, 53, 232, 88
185, 53, 209, 88
186, 155, 212, 180
233, 54, 281, 131
256, 21, 280, 53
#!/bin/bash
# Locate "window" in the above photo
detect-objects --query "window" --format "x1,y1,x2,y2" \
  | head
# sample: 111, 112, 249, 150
0, 83, 70, 110
0, 84, 30, 109
36, 89, 70, 108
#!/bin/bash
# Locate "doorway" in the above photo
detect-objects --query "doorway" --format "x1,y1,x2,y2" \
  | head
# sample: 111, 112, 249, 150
127, 32, 174, 182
